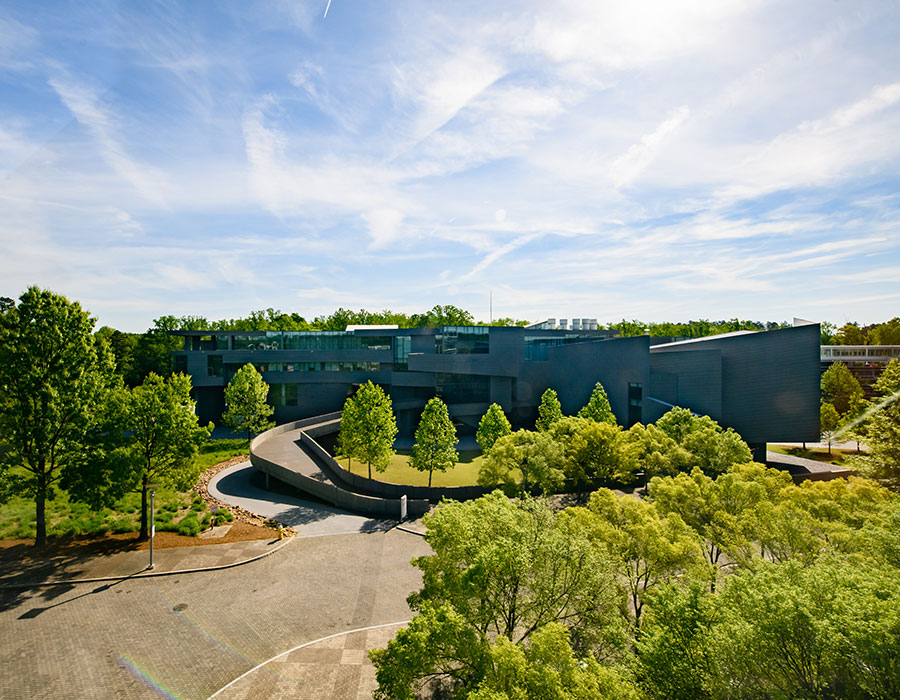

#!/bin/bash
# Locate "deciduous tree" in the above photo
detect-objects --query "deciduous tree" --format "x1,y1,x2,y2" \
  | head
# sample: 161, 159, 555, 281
409, 397, 458, 487
339, 380, 397, 479
371, 493, 623, 699
475, 403, 511, 453
577, 381, 617, 425
536, 388, 563, 431
479, 430, 565, 495
821, 361, 864, 416
127, 373, 211, 539
0, 287, 118, 546
222, 363, 275, 442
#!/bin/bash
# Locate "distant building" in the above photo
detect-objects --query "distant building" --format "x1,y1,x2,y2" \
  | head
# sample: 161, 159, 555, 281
172, 323, 821, 453
820, 345, 900, 397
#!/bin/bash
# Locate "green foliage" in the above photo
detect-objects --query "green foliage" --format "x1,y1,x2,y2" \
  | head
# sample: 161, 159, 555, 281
535, 388, 563, 431
409, 398, 458, 487
850, 395, 900, 491
128, 318, 182, 386
874, 357, 900, 396
620, 422, 694, 478
478, 430, 565, 495
0, 286, 119, 546
126, 372, 212, 538
609, 318, 788, 339
821, 361, 864, 416
577, 381, 617, 425
655, 407, 752, 475
371, 493, 623, 698
476, 403, 512, 453
470, 623, 642, 700
373, 467, 900, 700
573, 489, 702, 627
550, 416, 636, 484
339, 381, 397, 479
222, 363, 275, 441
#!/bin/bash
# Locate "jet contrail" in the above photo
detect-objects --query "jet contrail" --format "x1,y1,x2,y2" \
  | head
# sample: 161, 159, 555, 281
324, 0, 332, 18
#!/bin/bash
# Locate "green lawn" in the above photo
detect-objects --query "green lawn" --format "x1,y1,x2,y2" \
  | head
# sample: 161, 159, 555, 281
336, 449, 484, 487
0, 438, 245, 541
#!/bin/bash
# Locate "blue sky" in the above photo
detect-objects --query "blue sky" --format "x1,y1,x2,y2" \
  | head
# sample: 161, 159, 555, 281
1, 0, 899, 332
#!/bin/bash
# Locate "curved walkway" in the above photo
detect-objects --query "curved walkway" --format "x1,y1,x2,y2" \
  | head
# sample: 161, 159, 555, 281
207, 620, 408, 700
209, 462, 394, 537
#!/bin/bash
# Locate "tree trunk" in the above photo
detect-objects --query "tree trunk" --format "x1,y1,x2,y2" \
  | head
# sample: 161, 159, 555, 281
368, 462, 372, 480
428, 469, 433, 487
34, 467, 47, 547
139, 474, 149, 540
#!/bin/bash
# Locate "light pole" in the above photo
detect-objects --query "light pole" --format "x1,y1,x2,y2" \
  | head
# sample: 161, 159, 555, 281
148, 484, 159, 570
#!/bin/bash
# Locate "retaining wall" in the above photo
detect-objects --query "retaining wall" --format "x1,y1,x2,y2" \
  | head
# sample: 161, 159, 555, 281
250, 415, 431, 519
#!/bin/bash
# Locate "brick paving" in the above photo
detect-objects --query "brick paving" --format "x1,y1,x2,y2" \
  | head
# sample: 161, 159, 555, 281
0, 529, 431, 700
212, 622, 406, 700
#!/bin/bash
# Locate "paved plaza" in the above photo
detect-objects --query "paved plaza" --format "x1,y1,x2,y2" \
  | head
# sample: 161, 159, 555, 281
0, 528, 431, 699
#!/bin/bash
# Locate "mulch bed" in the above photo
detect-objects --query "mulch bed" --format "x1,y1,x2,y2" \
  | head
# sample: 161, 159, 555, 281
0, 456, 290, 561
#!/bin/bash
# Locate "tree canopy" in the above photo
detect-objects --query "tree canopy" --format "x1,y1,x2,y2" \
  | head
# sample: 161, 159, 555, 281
126, 372, 211, 538
821, 361, 864, 416
372, 466, 900, 699
475, 403, 512, 453
0, 286, 118, 546
339, 381, 397, 479
577, 382, 617, 425
535, 388, 563, 432
222, 363, 275, 442
409, 397, 458, 487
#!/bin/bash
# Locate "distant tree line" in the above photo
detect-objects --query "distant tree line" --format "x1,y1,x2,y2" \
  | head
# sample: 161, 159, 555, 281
820, 317, 900, 345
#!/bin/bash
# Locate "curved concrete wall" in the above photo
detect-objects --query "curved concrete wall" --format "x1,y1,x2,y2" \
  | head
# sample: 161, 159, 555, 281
249, 414, 431, 519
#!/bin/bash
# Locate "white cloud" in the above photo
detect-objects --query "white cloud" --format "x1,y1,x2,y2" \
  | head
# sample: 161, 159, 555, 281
48, 77, 169, 207
610, 106, 690, 188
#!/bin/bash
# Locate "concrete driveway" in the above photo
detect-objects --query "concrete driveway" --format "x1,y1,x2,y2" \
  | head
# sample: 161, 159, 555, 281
209, 462, 395, 537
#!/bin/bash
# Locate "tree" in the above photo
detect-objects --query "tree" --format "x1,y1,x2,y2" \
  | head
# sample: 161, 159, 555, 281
850, 394, 900, 490
470, 623, 641, 700
620, 422, 694, 478
222, 363, 275, 442
820, 361, 864, 416
370, 493, 623, 699
835, 322, 866, 345
128, 316, 182, 385
409, 397, 458, 487
0, 286, 117, 546
478, 430, 565, 495
536, 388, 563, 431
339, 380, 397, 479
655, 407, 752, 475
820, 401, 840, 455
572, 488, 702, 627
577, 381, 617, 425
476, 403, 512, 453
550, 416, 635, 485
126, 373, 211, 539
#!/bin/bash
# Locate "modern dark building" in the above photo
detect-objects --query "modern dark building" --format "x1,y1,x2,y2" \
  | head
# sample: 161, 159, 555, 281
172, 323, 821, 448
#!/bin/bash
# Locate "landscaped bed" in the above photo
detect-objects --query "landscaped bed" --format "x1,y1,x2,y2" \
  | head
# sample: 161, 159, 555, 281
0, 439, 279, 551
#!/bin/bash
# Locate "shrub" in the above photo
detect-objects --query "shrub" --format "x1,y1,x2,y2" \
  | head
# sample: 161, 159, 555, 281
176, 514, 201, 537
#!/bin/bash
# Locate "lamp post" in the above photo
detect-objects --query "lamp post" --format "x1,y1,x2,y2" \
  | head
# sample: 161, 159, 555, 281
148, 483, 159, 570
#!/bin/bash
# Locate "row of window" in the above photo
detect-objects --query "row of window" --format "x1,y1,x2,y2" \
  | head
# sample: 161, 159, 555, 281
244, 361, 382, 374
232, 332, 392, 352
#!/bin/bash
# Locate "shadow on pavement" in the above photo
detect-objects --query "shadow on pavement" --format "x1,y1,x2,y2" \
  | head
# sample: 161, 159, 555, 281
0, 535, 143, 612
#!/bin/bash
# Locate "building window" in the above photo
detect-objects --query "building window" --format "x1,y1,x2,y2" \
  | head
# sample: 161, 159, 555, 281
440, 326, 489, 354
628, 382, 642, 427
174, 355, 187, 373
393, 336, 411, 370
207, 355, 223, 377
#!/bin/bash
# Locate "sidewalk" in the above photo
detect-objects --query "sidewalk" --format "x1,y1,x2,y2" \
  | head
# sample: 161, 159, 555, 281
0, 535, 290, 589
